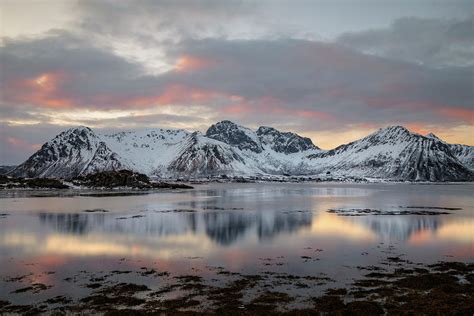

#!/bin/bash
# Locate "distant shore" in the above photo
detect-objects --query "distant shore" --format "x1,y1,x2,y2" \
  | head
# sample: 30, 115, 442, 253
2, 173, 473, 191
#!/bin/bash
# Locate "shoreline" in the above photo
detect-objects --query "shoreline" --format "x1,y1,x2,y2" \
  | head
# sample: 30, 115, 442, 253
1, 177, 473, 191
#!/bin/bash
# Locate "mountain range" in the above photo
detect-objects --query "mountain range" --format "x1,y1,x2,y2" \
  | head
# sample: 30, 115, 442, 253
8, 121, 474, 181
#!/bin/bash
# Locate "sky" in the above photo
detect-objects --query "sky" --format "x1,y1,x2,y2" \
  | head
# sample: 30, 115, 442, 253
0, 0, 473, 164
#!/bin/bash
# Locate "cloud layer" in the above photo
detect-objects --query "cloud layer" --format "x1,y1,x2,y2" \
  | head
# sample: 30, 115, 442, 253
337, 16, 474, 67
1, 1, 473, 164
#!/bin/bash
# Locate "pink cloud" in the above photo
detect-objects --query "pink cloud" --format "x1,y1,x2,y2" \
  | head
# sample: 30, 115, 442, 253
437, 107, 474, 124
2, 136, 41, 151
7, 72, 74, 108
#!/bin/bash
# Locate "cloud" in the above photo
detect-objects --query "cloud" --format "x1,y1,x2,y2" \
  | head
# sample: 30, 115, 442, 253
337, 16, 474, 67
1, 18, 473, 163
2, 32, 473, 127
0, 124, 65, 164
75, 0, 262, 41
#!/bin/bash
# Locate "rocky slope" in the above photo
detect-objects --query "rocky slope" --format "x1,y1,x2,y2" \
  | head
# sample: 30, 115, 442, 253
426, 133, 474, 170
257, 126, 319, 154
8, 122, 474, 181
206, 120, 263, 153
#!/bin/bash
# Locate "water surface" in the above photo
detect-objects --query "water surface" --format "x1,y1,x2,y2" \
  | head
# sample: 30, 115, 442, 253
1, 182, 473, 306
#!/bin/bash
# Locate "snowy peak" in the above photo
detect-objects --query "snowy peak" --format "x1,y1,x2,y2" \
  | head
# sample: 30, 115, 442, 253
257, 126, 319, 154
309, 125, 473, 181
168, 132, 247, 176
426, 133, 441, 141
101, 128, 190, 176
56, 126, 99, 149
205, 120, 263, 153
364, 125, 418, 145
9, 126, 127, 179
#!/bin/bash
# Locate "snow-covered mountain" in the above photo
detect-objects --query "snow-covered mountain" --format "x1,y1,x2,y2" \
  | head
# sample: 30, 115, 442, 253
307, 126, 473, 181
102, 128, 190, 176
204, 120, 320, 175
9, 127, 128, 179
206, 120, 264, 153
426, 133, 474, 170
9, 122, 474, 181
168, 132, 251, 176
257, 126, 319, 154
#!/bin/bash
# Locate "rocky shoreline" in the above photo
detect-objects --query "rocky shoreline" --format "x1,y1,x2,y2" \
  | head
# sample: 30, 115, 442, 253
1, 258, 472, 315
0, 170, 193, 190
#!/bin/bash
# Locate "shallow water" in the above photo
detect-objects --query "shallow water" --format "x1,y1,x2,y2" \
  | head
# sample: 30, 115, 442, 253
0, 182, 473, 306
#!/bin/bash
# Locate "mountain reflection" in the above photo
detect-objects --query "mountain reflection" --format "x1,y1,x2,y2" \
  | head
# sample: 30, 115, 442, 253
37, 210, 312, 246
345, 215, 442, 241
203, 212, 255, 245
39, 213, 106, 234
37, 209, 458, 245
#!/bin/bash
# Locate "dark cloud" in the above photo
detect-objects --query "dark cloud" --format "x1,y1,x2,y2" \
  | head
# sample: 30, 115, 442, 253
337, 16, 474, 67
76, 0, 261, 41
167, 38, 473, 109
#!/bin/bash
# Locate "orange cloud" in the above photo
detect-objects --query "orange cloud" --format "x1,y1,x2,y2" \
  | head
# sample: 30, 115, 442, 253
404, 123, 432, 135
174, 55, 215, 72
8, 72, 74, 108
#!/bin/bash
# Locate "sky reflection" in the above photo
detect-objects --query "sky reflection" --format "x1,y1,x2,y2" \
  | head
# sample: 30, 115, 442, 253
0, 183, 472, 272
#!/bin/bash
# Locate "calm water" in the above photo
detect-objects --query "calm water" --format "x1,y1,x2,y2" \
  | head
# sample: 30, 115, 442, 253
0, 182, 473, 305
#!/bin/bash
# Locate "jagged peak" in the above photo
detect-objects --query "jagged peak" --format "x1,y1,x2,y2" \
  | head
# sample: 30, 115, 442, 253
206, 120, 262, 153
215, 120, 237, 126
378, 125, 410, 133
256, 126, 277, 134
372, 126, 450, 144
257, 125, 319, 153
366, 125, 415, 140
55, 126, 97, 141
426, 132, 442, 140
189, 131, 202, 139
206, 120, 249, 132
257, 125, 304, 138
65, 126, 94, 134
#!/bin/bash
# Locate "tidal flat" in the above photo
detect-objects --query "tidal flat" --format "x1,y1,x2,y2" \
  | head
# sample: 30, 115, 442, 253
0, 183, 473, 314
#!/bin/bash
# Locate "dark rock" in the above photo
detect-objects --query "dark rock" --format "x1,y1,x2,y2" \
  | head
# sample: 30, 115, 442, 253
71, 170, 192, 189
257, 126, 319, 153
206, 120, 263, 153
72, 170, 150, 188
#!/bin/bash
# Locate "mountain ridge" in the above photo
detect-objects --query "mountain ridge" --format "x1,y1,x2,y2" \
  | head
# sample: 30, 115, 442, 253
8, 122, 474, 181
307, 125, 472, 181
